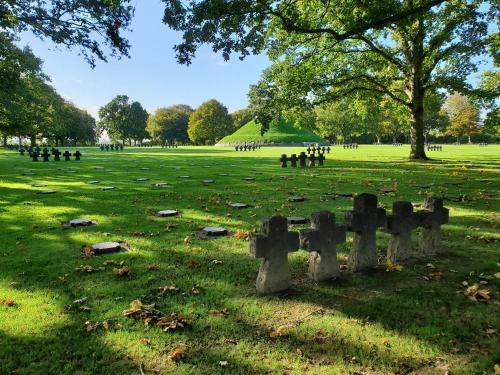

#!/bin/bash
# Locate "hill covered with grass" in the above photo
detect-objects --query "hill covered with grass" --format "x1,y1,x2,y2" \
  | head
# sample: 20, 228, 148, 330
217, 118, 326, 144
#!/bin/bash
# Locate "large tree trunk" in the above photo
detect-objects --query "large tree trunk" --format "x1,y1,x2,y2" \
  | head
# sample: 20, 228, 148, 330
408, 16, 428, 160
30, 135, 36, 147
2, 135, 7, 147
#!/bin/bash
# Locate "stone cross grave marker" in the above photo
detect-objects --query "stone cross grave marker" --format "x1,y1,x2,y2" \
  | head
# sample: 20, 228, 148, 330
308, 153, 316, 167
280, 154, 288, 168
31, 151, 39, 162
41, 150, 50, 162
300, 211, 346, 281
249, 216, 300, 294
386, 201, 418, 263
53, 149, 61, 161
345, 193, 386, 272
73, 151, 82, 160
298, 152, 307, 167
63, 151, 71, 161
416, 197, 449, 255
317, 153, 325, 166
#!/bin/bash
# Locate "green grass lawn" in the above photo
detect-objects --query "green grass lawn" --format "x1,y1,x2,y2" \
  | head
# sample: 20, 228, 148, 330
0, 145, 498, 375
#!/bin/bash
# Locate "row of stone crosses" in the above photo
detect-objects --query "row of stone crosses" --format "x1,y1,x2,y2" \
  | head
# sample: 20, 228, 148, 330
99, 144, 124, 151
426, 144, 443, 151
343, 143, 359, 149
234, 143, 263, 151
280, 152, 326, 167
18, 147, 82, 162
249, 193, 449, 294
306, 146, 331, 155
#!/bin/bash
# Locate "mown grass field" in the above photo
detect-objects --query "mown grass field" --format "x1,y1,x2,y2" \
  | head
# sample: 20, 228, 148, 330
0, 145, 499, 375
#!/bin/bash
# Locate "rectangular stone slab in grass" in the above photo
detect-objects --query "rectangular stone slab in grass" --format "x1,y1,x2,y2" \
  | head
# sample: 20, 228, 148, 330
249, 216, 300, 294
300, 211, 346, 281
85, 241, 129, 255
344, 193, 386, 272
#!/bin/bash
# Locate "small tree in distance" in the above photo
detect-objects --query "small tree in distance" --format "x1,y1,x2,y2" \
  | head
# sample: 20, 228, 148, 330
188, 99, 232, 145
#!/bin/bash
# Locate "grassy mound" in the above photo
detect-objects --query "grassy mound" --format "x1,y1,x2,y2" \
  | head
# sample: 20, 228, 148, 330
218, 118, 326, 144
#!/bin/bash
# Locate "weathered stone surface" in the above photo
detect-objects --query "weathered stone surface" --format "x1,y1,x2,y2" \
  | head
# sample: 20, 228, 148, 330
345, 193, 386, 272
288, 196, 305, 202
156, 210, 179, 217
87, 181, 100, 184
64, 218, 98, 228
300, 211, 346, 281
37, 190, 56, 195
202, 180, 215, 184
416, 197, 449, 255
154, 182, 168, 187
201, 226, 228, 236
135, 178, 149, 181
178, 175, 191, 179
249, 216, 300, 294
242, 177, 254, 181
386, 201, 418, 263
101, 186, 115, 191
287, 216, 308, 225
229, 203, 249, 209
90, 241, 128, 255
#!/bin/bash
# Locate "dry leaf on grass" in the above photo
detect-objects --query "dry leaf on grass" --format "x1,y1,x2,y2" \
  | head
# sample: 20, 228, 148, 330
168, 344, 187, 362
123, 299, 188, 332
148, 264, 161, 271
209, 309, 229, 317
75, 265, 105, 273
139, 337, 151, 346
270, 326, 288, 338
115, 266, 131, 277
188, 260, 200, 269
84, 320, 109, 332
0, 298, 15, 306
234, 229, 251, 239
464, 283, 491, 302
386, 261, 403, 272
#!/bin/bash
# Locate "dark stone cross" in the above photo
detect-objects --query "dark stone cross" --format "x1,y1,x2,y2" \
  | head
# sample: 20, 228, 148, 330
289, 154, 298, 167
41, 150, 50, 162
300, 211, 346, 281
31, 151, 39, 162
280, 154, 288, 168
53, 149, 61, 161
73, 151, 82, 161
344, 193, 386, 272
19, 149, 25, 156
249, 215, 300, 294
308, 153, 316, 167
298, 152, 307, 167
386, 201, 418, 263
416, 197, 449, 255
63, 151, 71, 161
317, 153, 325, 166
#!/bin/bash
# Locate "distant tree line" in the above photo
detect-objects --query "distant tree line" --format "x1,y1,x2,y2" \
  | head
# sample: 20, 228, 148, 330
0, 34, 97, 147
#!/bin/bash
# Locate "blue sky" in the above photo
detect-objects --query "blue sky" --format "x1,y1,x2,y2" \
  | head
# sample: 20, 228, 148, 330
19, 0, 270, 119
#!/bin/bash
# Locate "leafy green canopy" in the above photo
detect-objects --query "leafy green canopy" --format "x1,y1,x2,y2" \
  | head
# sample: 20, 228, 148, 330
146, 105, 193, 143
98, 95, 148, 143
163, 0, 497, 159
187, 99, 232, 145
0, 0, 134, 67
218, 118, 326, 144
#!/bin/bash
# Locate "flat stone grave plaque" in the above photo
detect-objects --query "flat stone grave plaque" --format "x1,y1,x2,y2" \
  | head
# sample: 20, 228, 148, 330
288, 196, 305, 202
87, 181, 100, 184
229, 203, 249, 209
287, 216, 308, 225
32, 184, 47, 187
203, 180, 215, 184
310, 173, 321, 177
101, 186, 115, 191
335, 192, 353, 197
200, 226, 228, 237
155, 210, 179, 217
179, 175, 191, 179
243, 177, 254, 181
88, 241, 129, 255
380, 187, 397, 193
64, 218, 98, 228
219, 173, 229, 176
38, 190, 56, 195
154, 182, 169, 187
135, 178, 149, 181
